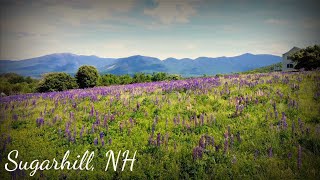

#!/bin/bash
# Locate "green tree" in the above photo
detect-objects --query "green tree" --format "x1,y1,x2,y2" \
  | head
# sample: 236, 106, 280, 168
289, 44, 320, 70
151, 72, 168, 81
100, 74, 119, 86
75, 65, 99, 88
133, 73, 151, 83
118, 74, 133, 84
37, 72, 78, 92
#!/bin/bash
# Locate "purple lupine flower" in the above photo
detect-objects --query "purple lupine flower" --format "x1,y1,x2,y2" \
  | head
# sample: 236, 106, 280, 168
199, 136, 205, 149
94, 138, 98, 146
298, 118, 304, 134
254, 150, 259, 160
211, 136, 215, 147
274, 110, 278, 120
281, 112, 288, 129
288, 152, 292, 159
200, 114, 204, 126
129, 117, 133, 127
148, 135, 153, 145
268, 147, 273, 158
227, 126, 231, 138
110, 114, 115, 122
224, 138, 228, 154
173, 117, 177, 126
136, 102, 140, 110
95, 116, 100, 125
69, 111, 74, 120
36, 117, 44, 127
119, 122, 123, 133
306, 127, 310, 136
103, 114, 108, 127
215, 144, 221, 152
192, 146, 203, 160
80, 126, 84, 138
109, 138, 112, 145
53, 116, 58, 124
100, 132, 104, 139
12, 114, 18, 121
292, 121, 295, 135
298, 145, 302, 170
157, 133, 161, 146
91, 124, 95, 133
73, 127, 77, 142
230, 134, 234, 149
101, 138, 105, 146
90, 105, 94, 117
236, 132, 241, 142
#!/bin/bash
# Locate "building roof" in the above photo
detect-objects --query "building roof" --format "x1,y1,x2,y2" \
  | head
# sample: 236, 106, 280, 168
283, 47, 301, 55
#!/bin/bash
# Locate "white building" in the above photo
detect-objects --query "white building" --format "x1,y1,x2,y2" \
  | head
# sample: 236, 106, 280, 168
282, 47, 300, 71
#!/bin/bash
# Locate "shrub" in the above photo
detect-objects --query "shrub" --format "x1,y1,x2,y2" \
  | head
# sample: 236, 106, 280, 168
75, 65, 99, 88
37, 72, 78, 92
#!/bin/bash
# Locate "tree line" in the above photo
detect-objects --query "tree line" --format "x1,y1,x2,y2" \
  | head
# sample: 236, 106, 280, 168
0, 66, 182, 95
39, 66, 182, 92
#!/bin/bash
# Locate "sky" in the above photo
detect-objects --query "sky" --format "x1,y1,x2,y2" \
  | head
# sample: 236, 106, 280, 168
0, 0, 319, 60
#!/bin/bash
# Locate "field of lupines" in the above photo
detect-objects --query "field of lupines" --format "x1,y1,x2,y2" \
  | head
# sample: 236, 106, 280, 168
0, 70, 320, 179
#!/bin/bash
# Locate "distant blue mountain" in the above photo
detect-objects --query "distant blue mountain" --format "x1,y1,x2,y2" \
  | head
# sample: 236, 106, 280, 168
105, 53, 281, 76
0, 53, 116, 77
0, 53, 281, 77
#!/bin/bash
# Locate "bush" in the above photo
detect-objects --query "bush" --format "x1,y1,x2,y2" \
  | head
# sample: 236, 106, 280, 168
133, 73, 152, 83
75, 65, 99, 88
37, 72, 78, 92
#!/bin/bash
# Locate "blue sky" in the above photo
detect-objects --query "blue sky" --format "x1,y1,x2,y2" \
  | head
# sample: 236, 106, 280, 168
0, 0, 319, 60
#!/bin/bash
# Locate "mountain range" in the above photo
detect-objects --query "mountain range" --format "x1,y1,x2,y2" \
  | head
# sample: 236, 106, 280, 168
0, 53, 281, 77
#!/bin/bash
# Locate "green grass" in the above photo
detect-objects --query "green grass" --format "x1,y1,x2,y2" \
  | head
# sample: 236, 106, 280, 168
241, 62, 282, 74
0, 71, 319, 179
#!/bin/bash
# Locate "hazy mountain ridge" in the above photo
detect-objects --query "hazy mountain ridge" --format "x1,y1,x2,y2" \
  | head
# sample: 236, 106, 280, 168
0, 53, 281, 77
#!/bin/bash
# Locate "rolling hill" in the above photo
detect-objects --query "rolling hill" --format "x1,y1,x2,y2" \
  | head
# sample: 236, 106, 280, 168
0, 53, 281, 77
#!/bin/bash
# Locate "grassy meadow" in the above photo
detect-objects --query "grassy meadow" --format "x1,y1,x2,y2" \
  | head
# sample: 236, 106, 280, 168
0, 70, 320, 179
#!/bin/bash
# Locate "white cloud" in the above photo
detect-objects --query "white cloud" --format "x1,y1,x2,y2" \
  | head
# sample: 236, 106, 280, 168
265, 18, 289, 25
144, 0, 199, 25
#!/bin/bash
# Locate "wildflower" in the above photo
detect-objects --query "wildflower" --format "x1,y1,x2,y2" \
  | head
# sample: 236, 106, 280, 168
80, 126, 84, 138
90, 105, 94, 117
254, 150, 259, 160
36, 117, 44, 127
199, 136, 205, 149
157, 133, 161, 146
91, 124, 95, 133
268, 147, 273, 158
12, 114, 18, 121
101, 138, 105, 146
100, 132, 104, 139
215, 144, 221, 152
224, 138, 228, 154
236, 132, 241, 143
230, 134, 234, 149
94, 138, 98, 146
281, 112, 288, 129
192, 146, 204, 160
298, 145, 302, 170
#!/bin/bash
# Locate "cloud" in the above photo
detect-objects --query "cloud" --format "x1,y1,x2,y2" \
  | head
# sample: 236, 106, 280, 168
144, 0, 199, 25
265, 18, 289, 25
